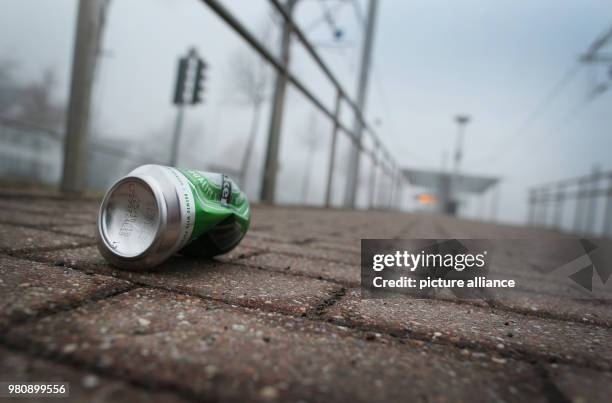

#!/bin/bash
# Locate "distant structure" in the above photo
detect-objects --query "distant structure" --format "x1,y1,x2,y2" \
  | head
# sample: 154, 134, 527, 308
402, 167, 499, 216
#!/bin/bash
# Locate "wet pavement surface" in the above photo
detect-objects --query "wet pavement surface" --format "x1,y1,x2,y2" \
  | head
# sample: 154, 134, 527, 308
0, 186, 610, 402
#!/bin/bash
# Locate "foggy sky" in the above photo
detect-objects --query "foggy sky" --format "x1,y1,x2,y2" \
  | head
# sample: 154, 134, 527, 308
1, 0, 610, 225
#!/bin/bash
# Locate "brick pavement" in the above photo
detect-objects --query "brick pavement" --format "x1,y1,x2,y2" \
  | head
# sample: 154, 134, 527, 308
0, 186, 610, 402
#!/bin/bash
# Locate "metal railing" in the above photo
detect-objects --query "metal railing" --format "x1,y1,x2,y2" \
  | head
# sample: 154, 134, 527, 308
527, 168, 612, 237
200, 0, 405, 209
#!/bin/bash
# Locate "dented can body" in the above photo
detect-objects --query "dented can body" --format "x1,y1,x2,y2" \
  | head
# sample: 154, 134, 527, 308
97, 164, 250, 269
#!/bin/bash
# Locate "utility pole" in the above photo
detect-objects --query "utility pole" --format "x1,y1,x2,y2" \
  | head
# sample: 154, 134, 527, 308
489, 183, 500, 223
343, 0, 379, 208
580, 25, 612, 97
61, 0, 105, 192
449, 114, 470, 214
260, 0, 298, 203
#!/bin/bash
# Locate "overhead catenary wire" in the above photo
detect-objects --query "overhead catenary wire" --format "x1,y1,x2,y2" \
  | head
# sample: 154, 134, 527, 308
469, 63, 583, 166
521, 87, 606, 152
471, 22, 612, 167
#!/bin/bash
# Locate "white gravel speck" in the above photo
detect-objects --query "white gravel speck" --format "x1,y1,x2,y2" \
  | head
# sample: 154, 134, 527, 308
82, 374, 99, 388
138, 318, 151, 327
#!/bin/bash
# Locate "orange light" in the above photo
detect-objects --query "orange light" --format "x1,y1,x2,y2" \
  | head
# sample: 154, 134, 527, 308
416, 194, 437, 205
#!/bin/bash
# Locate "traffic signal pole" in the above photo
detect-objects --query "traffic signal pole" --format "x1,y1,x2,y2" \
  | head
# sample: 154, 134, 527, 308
169, 105, 185, 166
170, 48, 206, 166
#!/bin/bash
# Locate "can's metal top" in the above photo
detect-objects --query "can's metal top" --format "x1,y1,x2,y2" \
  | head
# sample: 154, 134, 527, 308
99, 177, 161, 258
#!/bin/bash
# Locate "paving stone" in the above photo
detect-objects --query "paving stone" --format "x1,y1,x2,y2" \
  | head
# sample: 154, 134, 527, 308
0, 347, 189, 403
241, 237, 360, 265
0, 187, 66, 200
213, 243, 266, 263
239, 252, 359, 285
306, 240, 361, 253
49, 224, 98, 239
547, 364, 612, 403
246, 230, 313, 244
26, 246, 340, 316
0, 209, 91, 228
488, 292, 612, 327
5, 288, 550, 403
0, 197, 100, 215
0, 223, 86, 253
324, 289, 612, 370
0, 255, 132, 327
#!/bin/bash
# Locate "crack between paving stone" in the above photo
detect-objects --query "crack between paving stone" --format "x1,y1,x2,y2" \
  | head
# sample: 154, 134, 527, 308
305, 287, 347, 319
484, 298, 612, 328
0, 284, 137, 333
0, 240, 97, 258
291, 237, 318, 245
245, 247, 357, 266
0, 203, 98, 220
229, 259, 358, 288
0, 219, 96, 239
323, 314, 612, 373
363, 288, 612, 329
533, 363, 572, 403
0, 192, 101, 202
303, 241, 361, 254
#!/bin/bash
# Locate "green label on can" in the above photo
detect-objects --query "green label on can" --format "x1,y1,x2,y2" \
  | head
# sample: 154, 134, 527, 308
178, 169, 250, 256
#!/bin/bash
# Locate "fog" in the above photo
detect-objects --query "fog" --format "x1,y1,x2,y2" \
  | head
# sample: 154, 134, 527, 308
1, 0, 611, 225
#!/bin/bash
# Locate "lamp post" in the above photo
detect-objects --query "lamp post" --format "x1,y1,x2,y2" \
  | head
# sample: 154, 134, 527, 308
453, 115, 470, 174
449, 114, 470, 215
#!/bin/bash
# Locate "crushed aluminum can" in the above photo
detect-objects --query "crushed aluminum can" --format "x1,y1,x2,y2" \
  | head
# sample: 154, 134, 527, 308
97, 164, 250, 269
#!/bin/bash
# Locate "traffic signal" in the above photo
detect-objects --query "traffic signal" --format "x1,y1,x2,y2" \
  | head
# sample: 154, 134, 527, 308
173, 57, 189, 105
172, 49, 207, 106
192, 59, 207, 105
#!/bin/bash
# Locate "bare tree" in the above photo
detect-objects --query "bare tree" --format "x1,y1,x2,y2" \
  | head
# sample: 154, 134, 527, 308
0, 61, 65, 130
12, 68, 65, 131
0, 64, 66, 181
0, 59, 20, 115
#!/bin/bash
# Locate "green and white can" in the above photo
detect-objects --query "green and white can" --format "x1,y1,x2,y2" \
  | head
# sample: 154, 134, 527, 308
97, 164, 250, 269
